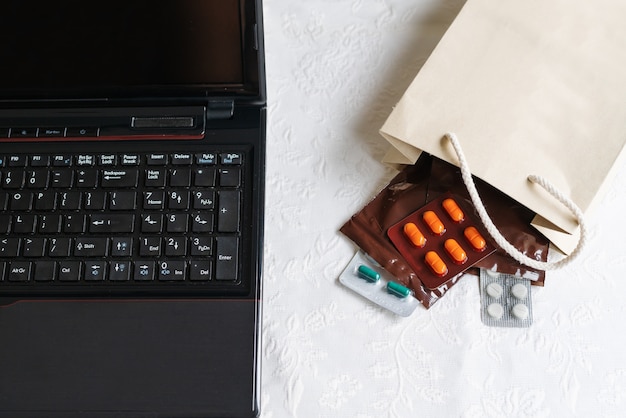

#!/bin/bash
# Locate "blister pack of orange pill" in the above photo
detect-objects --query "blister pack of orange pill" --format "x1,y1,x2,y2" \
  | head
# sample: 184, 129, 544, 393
387, 194, 496, 290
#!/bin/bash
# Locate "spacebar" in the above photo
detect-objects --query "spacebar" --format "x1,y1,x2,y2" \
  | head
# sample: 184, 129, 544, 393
89, 214, 135, 233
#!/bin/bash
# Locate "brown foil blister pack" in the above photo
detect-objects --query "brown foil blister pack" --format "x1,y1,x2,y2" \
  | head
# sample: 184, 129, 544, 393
339, 153, 549, 309
387, 194, 496, 290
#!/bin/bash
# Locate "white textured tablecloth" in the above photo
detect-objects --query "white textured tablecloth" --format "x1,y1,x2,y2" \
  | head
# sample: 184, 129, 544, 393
261, 1, 626, 416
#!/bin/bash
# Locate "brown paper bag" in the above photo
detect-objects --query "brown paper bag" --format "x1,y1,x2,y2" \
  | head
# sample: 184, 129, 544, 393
380, 0, 626, 254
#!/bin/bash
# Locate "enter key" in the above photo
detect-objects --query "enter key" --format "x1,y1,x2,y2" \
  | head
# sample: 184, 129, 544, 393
215, 236, 238, 281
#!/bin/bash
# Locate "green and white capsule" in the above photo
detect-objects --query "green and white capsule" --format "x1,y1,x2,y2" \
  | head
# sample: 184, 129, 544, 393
356, 265, 380, 283
386, 281, 411, 298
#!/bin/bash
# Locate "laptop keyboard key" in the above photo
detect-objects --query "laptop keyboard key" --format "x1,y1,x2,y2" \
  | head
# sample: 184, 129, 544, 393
3, 170, 25, 189
134, 261, 155, 281
193, 190, 215, 209
23, 238, 47, 257
26, 169, 49, 188
84, 261, 106, 281
13, 214, 37, 234
101, 168, 138, 188
141, 214, 163, 233
39, 214, 62, 234
76, 169, 98, 188
8, 261, 31, 282
58, 191, 82, 210
111, 237, 133, 257
63, 214, 87, 233
109, 261, 131, 281
140, 237, 161, 257
215, 236, 238, 281
145, 169, 166, 187
167, 190, 189, 209
165, 236, 187, 256
143, 191, 165, 210
35, 191, 57, 210
89, 214, 135, 233
83, 191, 107, 210
158, 260, 186, 281
74, 237, 109, 257
220, 153, 242, 165
193, 167, 216, 186
49, 238, 72, 257
51, 170, 73, 187
58, 261, 81, 281
219, 168, 241, 187
34, 261, 56, 282
191, 212, 213, 233
169, 168, 191, 187
217, 191, 240, 232
190, 237, 213, 256
109, 191, 137, 210
190, 260, 212, 281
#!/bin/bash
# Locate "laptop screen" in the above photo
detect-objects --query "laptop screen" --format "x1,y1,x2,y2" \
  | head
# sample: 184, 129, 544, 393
0, 0, 259, 100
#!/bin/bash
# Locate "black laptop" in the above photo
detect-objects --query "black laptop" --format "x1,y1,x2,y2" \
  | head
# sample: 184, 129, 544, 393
0, 1, 265, 417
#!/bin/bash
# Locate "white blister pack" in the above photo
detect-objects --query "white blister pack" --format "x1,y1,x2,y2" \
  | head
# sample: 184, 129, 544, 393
339, 251, 420, 317
479, 269, 533, 328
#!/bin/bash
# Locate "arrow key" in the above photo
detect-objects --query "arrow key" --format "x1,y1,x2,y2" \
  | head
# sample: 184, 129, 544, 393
111, 237, 133, 257
84, 261, 107, 281
134, 261, 155, 281
165, 236, 187, 256
109, 261, 131, 281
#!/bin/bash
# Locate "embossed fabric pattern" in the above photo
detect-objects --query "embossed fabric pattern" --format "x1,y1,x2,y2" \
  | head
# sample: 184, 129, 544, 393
261, 0, 626, 416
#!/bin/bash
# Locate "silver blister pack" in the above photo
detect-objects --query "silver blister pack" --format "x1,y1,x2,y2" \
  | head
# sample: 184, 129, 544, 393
339, 251, 420, 317
479, 268, 533, 328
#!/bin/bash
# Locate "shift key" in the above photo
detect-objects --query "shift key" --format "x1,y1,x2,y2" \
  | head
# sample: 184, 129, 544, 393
217, 190, 240, 232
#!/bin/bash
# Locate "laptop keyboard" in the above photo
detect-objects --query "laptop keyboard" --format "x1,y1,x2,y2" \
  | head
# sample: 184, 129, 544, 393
0, 151, 246, 297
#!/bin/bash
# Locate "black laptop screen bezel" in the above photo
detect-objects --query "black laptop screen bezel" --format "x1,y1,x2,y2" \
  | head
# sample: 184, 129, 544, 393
0, 0, 261, 103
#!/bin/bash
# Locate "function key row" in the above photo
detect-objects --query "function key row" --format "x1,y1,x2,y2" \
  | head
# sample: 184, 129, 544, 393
0, 152, 242, 168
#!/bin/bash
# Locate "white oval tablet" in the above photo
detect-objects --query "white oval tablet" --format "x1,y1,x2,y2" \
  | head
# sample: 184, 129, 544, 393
487, 303, 504, 319
486, 282, 503, 299
485, 269, 500, 278
511, 303, 529, 320
511, 283, 528, 300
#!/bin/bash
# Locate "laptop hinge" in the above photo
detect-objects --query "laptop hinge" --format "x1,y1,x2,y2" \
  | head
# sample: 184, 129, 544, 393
207, 100, 235, 120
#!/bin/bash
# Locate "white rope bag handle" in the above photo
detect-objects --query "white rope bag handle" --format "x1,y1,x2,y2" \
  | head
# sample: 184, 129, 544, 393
445, 132, 588, 270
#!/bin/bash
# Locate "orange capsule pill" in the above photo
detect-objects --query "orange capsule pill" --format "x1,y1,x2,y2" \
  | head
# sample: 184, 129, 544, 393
422, 211, 445, 235
444, 239, 468, 264
403, 222, 426, 247
464, 226, 486, 251
442, 198, 464, 223
425, 251, 448, 276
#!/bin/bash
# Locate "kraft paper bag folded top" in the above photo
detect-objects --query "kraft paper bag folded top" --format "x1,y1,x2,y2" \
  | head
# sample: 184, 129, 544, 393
380, 0, 626, 254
